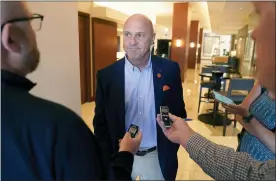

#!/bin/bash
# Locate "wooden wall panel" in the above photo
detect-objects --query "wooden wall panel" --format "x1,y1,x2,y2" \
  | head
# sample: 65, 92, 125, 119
92, 18, 117, 98
171, 2, 190, 82
187, 21, 199, 69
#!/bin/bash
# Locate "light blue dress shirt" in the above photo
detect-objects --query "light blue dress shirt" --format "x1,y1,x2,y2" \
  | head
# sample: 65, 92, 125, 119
124, 55, 157, 150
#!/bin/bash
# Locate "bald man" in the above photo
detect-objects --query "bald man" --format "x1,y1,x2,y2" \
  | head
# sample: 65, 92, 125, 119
93, 14, 187, 180
1, 2, 142, 180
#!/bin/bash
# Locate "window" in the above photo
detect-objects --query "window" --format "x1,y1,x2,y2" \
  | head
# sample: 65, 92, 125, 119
202, 33, 220, 57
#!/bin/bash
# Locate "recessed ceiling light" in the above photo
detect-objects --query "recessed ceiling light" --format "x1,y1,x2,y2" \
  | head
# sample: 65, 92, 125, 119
240, 7, 243, 10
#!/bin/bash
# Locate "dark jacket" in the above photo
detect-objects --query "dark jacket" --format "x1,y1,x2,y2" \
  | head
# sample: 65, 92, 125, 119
93, 55, 187, 180
1, 70, 133, 181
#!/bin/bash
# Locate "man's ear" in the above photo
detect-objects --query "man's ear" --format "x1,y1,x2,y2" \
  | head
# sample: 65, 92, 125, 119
1, 24, 22, 54
152, 32, 156, 44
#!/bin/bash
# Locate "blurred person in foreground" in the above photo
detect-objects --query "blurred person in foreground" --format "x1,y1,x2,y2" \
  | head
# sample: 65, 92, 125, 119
223, 82, 275, 161
157, 2, 275, 180
1, 1, 142, 180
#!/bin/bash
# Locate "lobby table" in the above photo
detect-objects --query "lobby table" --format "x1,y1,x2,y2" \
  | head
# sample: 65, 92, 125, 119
197, 71, 242, 126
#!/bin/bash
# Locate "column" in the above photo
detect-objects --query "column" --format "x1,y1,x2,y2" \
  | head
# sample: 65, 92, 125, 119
230, 34, 236, 50
170, 2, 191, 82
197, 28, 203, 63
187, 20, 199, 69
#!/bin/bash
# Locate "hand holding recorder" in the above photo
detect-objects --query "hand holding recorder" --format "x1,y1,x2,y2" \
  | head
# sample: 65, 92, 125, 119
156, 113, 195, 147
119, 125, 142, 155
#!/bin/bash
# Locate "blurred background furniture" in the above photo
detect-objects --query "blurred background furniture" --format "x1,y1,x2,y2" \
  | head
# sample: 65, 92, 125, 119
212, 56, 229, 64
198, 72, 243, 126
214, 78, 255, 136
198, 67, 216, 113
228, 56, 240, 73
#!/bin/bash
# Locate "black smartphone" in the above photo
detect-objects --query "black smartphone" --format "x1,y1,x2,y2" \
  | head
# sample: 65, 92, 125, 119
128, 124, 139, 138
160, 106, 171, 128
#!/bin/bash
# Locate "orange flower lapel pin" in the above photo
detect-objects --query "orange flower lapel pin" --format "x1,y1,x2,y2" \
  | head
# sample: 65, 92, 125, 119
157, 73, 162, 79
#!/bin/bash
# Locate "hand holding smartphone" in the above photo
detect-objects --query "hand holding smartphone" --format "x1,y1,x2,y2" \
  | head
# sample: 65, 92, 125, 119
212, 91, 235, 105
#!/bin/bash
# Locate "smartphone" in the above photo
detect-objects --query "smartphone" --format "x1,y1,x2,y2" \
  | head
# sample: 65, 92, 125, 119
212, 91, 235, 105
160, 106, 172, 128
128, 124, 139, 138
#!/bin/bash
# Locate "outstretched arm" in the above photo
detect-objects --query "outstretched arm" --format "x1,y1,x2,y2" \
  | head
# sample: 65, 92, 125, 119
185, 133, 275, 181
156, 113, 275, 181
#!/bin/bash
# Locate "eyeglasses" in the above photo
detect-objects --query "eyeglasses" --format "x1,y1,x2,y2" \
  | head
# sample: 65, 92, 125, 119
1, 13, 44, 31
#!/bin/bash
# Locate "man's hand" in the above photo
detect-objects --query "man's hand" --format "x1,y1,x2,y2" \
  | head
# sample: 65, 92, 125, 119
156, 113, 195, 148
222, 104, 249, 117
119, 131, 142, 155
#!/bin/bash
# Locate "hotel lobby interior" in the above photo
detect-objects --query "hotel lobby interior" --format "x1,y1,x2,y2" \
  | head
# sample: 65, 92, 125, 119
25, 1, 259, 180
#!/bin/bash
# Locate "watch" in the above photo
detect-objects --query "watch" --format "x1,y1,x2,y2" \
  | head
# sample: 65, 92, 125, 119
242, 113, 254, 123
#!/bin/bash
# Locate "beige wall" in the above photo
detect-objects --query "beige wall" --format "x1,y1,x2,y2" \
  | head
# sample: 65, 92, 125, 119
77, 2, 93, 13
27, 2, 82, 115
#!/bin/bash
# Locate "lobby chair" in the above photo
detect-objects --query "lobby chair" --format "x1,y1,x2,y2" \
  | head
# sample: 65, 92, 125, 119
217, 66, 229, 91
228, 56, 239, 73
198, 67, 216, 113
220, 78, 255, 136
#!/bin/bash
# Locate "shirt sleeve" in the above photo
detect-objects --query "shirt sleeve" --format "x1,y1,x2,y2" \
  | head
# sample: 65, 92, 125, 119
186, 133, 275, 181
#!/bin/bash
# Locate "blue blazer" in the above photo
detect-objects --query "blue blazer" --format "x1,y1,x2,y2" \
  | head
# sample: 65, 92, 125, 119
93, 55, 187, 180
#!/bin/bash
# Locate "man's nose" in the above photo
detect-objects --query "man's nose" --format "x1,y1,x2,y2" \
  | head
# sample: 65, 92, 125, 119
129, 37, 138, 45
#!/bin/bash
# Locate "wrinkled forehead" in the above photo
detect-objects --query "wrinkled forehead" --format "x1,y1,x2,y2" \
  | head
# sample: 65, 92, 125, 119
124, 20, 151, 33
124, 24, 149, 35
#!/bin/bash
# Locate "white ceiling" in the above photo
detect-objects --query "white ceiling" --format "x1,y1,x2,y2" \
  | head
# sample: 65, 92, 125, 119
154, 2, 211, 30
207, 2, 254, 34
92, 1, 254, 35
93, 2, 174, 17
93, 1, 211, 38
